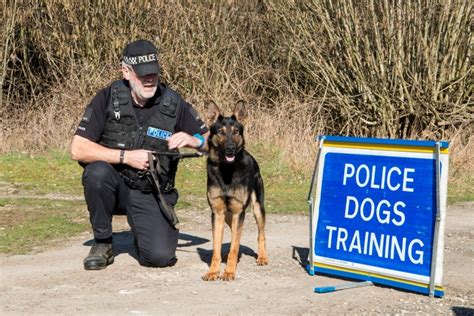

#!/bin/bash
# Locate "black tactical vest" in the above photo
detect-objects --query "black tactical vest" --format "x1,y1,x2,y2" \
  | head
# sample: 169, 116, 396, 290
100, 80, 181, 190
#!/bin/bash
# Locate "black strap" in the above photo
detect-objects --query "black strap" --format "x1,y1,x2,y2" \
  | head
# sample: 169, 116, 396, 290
112, 86, 121, 121
147, 152, 179, 227
150, 151, 203, 158
110, 80, 131, 121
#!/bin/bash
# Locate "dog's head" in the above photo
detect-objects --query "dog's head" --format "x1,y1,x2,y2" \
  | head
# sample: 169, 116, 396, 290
206, 100, 247, 164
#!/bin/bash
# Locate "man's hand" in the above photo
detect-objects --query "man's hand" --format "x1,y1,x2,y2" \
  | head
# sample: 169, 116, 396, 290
122, 149, 150, 170
168, 132, 202, 150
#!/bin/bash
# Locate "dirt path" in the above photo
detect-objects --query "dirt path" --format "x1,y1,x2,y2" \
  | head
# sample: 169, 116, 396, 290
1, 202, 473, 315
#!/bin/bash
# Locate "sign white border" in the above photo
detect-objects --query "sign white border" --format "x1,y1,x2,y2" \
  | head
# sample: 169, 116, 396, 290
308, 137, 449, 296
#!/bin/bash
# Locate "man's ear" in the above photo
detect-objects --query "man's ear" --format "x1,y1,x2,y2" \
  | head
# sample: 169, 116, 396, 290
233, 100, 247, 123
206, 100, 221, 125
122, 65, 131, 81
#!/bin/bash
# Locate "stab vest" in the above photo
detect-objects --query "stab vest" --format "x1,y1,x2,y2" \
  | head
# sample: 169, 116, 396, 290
100, 80, 181, 189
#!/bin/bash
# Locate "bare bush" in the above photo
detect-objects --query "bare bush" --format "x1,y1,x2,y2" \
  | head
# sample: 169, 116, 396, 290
1, 0, 472, 172
267, 0, 473, 139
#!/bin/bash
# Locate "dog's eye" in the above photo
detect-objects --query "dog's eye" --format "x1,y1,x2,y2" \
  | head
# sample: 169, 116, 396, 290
233, 129, 239, 135
217, 130, 225, 136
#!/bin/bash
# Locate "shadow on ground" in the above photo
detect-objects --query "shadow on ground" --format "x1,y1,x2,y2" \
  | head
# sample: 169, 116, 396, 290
196, 244, 258, 266
83, 231, 209, 258
452, 307, 474, 316
292, 245, 309, 268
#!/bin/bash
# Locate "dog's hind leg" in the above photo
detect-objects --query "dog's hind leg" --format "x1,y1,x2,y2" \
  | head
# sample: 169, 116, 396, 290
202, 197, 226, 281
252, 182, 268, 266
221, 199, 245, 281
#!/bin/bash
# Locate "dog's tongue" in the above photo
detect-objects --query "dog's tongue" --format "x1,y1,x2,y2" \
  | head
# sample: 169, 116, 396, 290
225, 155, 235, 162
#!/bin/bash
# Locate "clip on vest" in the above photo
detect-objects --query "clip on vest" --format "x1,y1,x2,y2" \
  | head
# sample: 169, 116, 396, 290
112, 87, 121, 121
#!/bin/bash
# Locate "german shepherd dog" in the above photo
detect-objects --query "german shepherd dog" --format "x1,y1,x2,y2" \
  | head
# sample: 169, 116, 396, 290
202, 100, 268, 281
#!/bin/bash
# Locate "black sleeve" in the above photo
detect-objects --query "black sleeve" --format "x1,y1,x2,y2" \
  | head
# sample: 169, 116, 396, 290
74, 87, 109, 142
175, 101, 209, 135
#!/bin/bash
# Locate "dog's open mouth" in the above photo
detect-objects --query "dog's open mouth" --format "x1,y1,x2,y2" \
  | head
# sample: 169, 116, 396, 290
225, 155, 235, 163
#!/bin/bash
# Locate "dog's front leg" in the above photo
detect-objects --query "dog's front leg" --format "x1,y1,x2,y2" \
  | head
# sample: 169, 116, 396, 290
251, 191, 268, 265
202, 198, 226, 281
221, 200, 244, 281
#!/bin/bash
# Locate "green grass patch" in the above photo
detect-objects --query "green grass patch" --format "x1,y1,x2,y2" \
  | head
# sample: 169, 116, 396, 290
448, 173, 474, 204
0, 150, 84, 196
0, 197, 86, 227
0, 215, 88, 254
175, 154, 208, 211
0, 197, 88, 254
252, 143, 309, 214
0, 146, 471, 255
0, 151, 88, 254
174, 143, 310, 214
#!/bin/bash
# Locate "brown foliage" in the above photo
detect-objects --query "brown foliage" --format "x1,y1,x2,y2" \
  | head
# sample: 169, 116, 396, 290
1, 0, 472, 170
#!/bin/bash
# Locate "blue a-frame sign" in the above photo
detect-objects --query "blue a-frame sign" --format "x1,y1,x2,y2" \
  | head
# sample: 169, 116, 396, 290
307, 136, 449, 297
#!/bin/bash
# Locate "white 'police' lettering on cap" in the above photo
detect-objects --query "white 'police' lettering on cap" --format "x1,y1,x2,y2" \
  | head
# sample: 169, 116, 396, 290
123, 53, 158, 65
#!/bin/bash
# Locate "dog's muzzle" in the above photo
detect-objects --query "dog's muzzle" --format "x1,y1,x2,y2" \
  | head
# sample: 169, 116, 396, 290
224, 144, 236, 163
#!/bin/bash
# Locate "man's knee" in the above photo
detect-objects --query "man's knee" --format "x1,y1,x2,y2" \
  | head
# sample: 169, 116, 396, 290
83, 161, 117, 189
138, 248, 177, 268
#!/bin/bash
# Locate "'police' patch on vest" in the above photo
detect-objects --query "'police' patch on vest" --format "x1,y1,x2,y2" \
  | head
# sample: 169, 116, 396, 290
147, 126, 172, 140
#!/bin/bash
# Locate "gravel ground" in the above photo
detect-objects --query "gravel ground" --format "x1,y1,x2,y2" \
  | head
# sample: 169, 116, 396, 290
1, 202, 473, 315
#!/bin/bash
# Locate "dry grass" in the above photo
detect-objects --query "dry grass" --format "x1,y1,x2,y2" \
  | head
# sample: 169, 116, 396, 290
267, 0, 473, 138
1, 0, 472, 176
446, 130, 474, 202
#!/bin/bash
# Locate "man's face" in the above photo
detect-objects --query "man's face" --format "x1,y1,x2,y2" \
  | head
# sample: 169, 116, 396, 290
122, 65, 159, 102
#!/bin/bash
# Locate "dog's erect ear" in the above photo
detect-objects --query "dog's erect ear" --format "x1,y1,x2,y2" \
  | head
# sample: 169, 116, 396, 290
233, 100, 247, 123
206, 100, 221, 125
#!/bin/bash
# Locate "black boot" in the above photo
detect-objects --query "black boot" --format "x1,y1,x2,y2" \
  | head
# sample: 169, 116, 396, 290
83, 243, 114, 270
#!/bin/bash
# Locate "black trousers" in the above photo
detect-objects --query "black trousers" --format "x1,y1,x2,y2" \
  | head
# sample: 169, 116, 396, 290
82, 161, 178, 267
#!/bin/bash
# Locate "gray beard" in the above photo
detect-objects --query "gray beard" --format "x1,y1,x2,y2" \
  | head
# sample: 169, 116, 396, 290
129, 80, 157, 103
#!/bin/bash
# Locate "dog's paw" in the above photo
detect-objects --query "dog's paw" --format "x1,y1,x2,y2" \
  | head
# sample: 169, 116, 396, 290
256, 256, 268, 266
202, 272, 220, 281
220, 271, 235, 281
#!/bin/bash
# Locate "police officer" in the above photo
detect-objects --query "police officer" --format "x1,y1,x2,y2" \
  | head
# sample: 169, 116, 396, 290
70, 39, 209, 270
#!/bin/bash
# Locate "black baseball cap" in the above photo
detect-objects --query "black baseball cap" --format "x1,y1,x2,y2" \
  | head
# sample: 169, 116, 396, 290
122, 40, 160, 76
